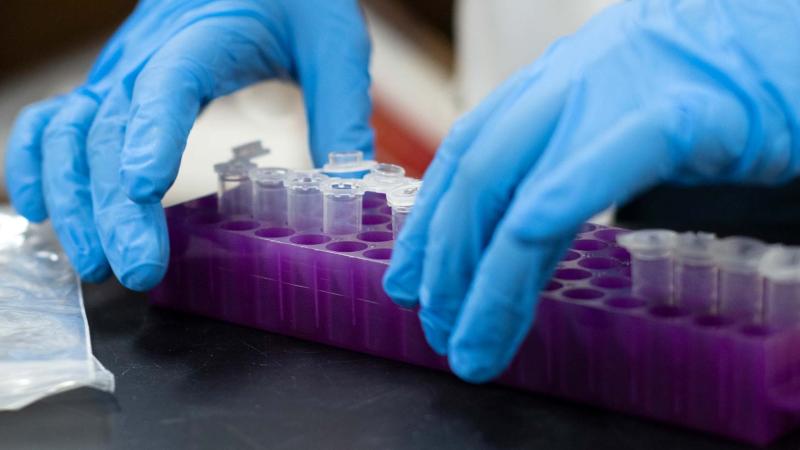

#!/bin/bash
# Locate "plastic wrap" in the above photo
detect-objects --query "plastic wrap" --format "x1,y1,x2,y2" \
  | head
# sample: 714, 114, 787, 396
0, 209, 113, 410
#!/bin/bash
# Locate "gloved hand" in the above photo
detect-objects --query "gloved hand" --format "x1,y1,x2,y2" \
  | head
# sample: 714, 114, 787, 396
384, 0, 800, 383
6, 0, 372, 290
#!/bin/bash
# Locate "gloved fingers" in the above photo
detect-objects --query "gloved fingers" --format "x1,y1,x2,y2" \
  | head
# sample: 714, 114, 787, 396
122, 17, 289, 203
417, 81, 567, 354
88, 86, 168, 291
448, 230, 571, 383
85, 0, 165, 84
382, 67, 536, 307
445, 102, 692, 382
286, 0, 374, 165
508, 93, 747, 243
6, 96, 66, 222
40, 92, 112, 282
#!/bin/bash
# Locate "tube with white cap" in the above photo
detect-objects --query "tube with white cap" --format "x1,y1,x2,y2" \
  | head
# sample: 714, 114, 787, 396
214, 160, 257, 216
618, 229, 678, 306
250, 167, 291, 227
321, 150, 376, 178
713, 236, 767, 320
322, 178, 365, 235
287, 171, 328, 232
387, 180, 421, 238
674, 232, 717, 313
759, 246, 800, 327
362, 163, 408, 194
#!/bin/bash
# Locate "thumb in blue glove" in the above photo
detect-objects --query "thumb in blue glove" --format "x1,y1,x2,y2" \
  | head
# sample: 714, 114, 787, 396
384, 0, 800, 383
6, 0, 374, 290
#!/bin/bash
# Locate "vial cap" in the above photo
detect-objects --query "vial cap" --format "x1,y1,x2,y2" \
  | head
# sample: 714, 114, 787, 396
232, 140, 269, 162
214, 160, 257, 178
249, 167, 291, 187
387, 180, 422, 209
363, 163, 408, 193
287, 170, 328, 191
322, 150, 376, 175
617, 229, 678, 259
759, 245, 800, 283
713, 236, 768, 272
676, 232, 717, 263
321, 178, 365, 198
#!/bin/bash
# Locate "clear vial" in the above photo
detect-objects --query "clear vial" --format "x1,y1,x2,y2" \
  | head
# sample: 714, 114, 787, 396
759, 246, 800, 327
362, 163, 408, 194
675, 232, 717, 313
713, 236, 767, 320
618, 230, 678, 306
214, 160, 257, 216
321, 150, 375, 178
322, 179, 365, 235
387, 180, 421, 239
287, 171, 328, 233
250, 167, 291, 227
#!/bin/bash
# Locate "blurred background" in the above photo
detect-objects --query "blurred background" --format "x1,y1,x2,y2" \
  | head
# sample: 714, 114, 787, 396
0, 0, 608, 207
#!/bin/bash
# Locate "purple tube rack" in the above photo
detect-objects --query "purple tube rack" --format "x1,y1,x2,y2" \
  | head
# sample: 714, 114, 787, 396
149, 193, 800, 446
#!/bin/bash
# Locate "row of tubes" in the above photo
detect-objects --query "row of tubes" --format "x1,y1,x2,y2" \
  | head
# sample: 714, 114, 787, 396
213, 150, 420, 238
619, 230, 800, 327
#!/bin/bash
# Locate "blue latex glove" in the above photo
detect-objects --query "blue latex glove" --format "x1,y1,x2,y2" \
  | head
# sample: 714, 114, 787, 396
384, 0, 800, 383
6, 0, 372, 290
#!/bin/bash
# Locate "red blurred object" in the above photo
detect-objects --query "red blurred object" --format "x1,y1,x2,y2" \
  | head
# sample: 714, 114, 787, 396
372, 95, 437, 179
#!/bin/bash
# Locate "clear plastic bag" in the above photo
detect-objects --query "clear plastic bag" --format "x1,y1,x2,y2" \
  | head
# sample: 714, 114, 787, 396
0, 209, 114, 410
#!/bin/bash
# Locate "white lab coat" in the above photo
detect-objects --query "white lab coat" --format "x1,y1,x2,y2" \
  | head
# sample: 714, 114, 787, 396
456, 0, 616, 109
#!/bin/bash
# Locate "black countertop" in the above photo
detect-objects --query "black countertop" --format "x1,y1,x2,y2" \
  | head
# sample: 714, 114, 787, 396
1, 280, 799, 450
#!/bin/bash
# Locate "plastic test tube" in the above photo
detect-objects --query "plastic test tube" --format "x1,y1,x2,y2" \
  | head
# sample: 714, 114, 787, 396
386, 180, 421, 238
362, 163, 408, 194
249, 167, 291, 227
321, 179, 365, 235
618, 229, 678, 306
674, 232, 717, 313
758, 246, 800, 327
713, 236, 767, 320
214, 160, 256, 216
287, 171, 328, 233
321, 150, 376, 178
